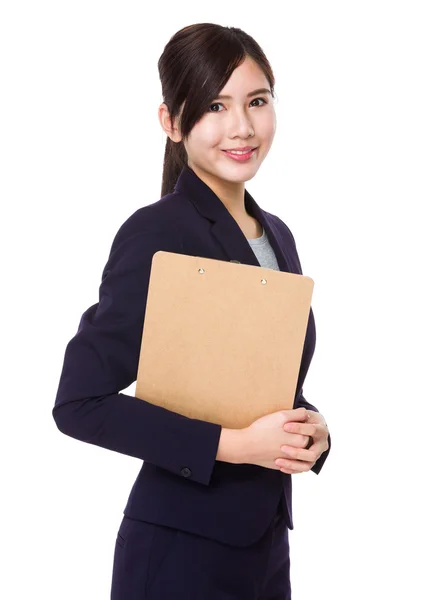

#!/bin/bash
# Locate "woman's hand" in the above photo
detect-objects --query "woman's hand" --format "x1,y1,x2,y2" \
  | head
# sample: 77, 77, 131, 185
240, 407, 313, 470
275, 410, 330, 475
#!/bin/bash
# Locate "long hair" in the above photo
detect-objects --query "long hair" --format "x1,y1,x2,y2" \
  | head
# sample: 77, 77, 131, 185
157, 23, 276, 197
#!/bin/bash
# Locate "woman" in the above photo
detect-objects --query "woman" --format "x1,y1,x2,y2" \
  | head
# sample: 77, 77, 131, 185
53, 23, 331, 599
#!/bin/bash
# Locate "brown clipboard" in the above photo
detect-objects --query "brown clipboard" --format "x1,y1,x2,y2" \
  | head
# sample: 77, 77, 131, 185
135, 251, 314, 429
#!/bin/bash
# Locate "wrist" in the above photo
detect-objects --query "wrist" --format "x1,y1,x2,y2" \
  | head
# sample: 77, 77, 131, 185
216, 427, 247, 464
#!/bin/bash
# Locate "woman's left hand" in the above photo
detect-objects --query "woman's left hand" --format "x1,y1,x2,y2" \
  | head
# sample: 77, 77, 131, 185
275, 410, 330, 475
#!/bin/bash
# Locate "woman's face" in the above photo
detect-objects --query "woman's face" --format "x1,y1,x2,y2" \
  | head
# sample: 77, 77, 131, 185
175, 56, 276, 186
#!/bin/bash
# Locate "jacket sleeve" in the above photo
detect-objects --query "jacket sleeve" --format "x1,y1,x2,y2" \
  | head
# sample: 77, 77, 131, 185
294, 389, 331, 475
52, 225, 222, 486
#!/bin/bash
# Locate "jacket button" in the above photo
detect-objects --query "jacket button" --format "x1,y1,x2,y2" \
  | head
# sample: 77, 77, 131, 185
180, 467, 192, 478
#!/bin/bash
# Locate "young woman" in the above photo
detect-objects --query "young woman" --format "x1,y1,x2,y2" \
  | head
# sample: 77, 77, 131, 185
53, 23, 331, 600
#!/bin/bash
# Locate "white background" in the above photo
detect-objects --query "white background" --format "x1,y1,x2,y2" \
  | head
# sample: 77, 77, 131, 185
2, 1, 428, 598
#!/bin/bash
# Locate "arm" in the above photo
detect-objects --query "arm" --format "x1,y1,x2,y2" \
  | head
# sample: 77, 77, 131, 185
52, 224, 222, 486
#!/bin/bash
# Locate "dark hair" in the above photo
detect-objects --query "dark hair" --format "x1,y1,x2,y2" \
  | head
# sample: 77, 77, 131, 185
157, 23, 276, 197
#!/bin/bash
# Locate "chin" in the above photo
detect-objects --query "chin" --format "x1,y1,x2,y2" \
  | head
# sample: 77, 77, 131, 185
222, 163, 260, 182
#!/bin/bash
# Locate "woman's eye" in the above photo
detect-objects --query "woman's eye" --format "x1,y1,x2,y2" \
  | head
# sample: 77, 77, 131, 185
251, 98, 267, 107
208, 102, 224, 112
208, 98, 267, 112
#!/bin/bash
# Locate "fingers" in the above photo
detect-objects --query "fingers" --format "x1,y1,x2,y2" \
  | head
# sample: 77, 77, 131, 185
282, 407, 309, 423
283, 422, 320, 437
283, 433, 311, 449
278, 444, 318, 464
275, 456, 313, 473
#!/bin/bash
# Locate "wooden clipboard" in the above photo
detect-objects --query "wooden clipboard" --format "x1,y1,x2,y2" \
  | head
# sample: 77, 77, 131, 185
135, 251, 314, 429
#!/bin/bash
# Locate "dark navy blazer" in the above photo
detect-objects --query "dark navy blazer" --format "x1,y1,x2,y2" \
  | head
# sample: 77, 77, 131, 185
52, 164, 331, 547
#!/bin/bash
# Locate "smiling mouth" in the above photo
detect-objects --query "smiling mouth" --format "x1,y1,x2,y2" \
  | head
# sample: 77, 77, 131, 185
221, 147, 258, 154
221, 147, 258, 161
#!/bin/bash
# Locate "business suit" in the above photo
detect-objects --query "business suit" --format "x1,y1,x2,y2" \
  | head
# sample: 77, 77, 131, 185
53, 164, 331, 598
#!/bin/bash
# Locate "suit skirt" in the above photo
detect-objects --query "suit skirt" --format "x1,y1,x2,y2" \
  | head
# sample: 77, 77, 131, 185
110, 495, 291, 600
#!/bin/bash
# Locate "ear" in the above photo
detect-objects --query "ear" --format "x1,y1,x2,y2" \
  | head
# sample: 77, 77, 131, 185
158, 103, 182, 143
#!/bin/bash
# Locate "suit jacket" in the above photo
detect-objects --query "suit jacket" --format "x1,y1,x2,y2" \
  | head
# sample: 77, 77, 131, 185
52, 164, 331, 547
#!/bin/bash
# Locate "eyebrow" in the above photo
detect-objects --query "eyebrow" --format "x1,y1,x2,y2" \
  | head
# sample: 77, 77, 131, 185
214, 88, 272, 100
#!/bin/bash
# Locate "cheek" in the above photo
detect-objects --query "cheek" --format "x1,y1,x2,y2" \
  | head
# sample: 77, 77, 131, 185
259, 113, 276, 141
190, 122, 221, 149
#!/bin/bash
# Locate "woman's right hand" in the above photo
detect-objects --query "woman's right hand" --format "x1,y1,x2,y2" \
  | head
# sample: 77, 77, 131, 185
241, 407, 311, 470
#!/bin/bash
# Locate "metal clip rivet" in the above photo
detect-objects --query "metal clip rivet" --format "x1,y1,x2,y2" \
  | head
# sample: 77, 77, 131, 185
198, 268, 205, 274
261, 278, 267, 285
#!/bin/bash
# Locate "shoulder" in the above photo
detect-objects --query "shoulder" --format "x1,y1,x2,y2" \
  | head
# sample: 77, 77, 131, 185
108, 192, 189, 256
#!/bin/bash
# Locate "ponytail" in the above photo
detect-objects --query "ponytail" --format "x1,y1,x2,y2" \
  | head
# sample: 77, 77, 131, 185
161, 137, 187, 197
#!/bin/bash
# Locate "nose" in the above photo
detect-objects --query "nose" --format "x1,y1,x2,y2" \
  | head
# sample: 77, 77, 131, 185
227, 108, 255, 140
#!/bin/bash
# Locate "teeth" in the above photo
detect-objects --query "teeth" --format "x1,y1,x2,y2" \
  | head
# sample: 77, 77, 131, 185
228, 149, 253, 155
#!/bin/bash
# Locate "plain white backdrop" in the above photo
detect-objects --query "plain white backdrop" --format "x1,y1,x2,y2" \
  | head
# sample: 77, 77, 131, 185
2, 1, 428, 598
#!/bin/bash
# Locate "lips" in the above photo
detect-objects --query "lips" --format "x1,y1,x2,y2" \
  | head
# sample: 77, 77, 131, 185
221, 147, 257, 161
222, 146, 257, 152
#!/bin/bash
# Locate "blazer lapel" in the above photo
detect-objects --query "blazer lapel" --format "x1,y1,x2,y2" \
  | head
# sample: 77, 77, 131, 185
173, 165, 292, 272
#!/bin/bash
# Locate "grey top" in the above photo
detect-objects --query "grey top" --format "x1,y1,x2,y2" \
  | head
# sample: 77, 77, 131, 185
247, 226, 280, 271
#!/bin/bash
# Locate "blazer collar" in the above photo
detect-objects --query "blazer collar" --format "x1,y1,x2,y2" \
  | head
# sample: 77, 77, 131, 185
173, 165, 291, 272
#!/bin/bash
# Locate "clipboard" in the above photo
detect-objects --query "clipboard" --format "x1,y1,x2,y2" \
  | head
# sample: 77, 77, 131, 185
135, 251, 314, 429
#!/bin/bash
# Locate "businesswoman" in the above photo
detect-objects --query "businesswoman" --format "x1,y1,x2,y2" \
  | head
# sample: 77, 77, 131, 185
53, 23, 331, 599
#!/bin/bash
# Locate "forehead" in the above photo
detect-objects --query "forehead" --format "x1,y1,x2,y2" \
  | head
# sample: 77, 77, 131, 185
218, 57, 270, 96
